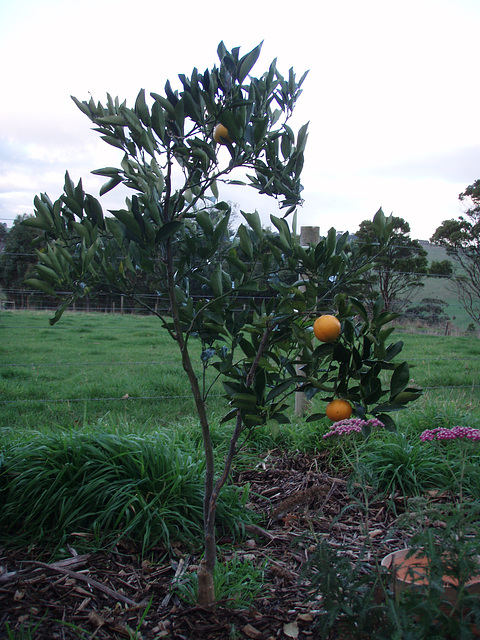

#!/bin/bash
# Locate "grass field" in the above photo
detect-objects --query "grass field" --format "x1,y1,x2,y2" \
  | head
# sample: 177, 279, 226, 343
1, 310, 479, 440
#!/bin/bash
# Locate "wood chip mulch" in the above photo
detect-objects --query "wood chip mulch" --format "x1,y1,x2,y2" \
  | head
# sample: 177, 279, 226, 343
0, 451, 414, 639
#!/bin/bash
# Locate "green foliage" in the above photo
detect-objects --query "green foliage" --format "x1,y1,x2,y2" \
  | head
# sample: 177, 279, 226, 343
0, 432, 253, 552
173, 554, 267, 608
302, 534, 480, 640
357, 432, 463, 496
0, 215, 44, 298
406, 297, 450, 327
429, 259, 453, 276
353, 214, 428, 312
303, 294, 422, 429
301, 542, 391, 638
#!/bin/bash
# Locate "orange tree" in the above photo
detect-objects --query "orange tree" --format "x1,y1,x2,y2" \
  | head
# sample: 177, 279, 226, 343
24, 43, 420, 605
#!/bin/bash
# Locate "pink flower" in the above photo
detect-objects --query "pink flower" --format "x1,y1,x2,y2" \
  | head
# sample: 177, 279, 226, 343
323, 417, 385, 439
420, 426, 480, 442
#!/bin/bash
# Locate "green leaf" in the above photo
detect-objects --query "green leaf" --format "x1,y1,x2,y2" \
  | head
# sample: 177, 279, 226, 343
238, 42, 262, 83
150, 93, 176, 118
349, 297, 368, 322
231, 393, 257, 409
306, 412, 326, 423
36, 264, 60, 282
390, 361, 410, 397
374, 413, 397, 431
22, 216, 51, 231
101, 134, 127, 151
326, 227, 336, 256
266, 377, 304, 401
237, 225, 253, 259
225, 252, 248, 274
241, 210, 263, 237
392, 390, 423, 404
99, 176, 123, 196
135, 88, 150, 126
372, 296, 384, 320
385, 341, 404, 362
296, 122, 309, 154
110, 209, 142, 239
105, 217, 124, 248
155, 221, 183, 243
91, 167, 122, 177
24, 278, 57, 296
209, 264, 223, 297
196, 210, 214, 236
96, 115, 126, 126
371, 207, 386, 240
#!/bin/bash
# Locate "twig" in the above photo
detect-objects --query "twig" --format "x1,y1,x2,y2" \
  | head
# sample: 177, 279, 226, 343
27, 560, 143, 607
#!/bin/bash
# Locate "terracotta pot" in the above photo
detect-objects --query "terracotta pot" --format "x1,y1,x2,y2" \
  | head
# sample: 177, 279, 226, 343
382, 548, 480, 636
382, 548, 480, 599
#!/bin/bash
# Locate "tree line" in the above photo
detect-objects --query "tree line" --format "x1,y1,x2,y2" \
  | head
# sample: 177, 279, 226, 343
1, 197, 478, 328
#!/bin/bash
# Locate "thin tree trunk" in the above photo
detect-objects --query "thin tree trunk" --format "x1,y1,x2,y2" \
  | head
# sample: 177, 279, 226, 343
164, 236, 216, 605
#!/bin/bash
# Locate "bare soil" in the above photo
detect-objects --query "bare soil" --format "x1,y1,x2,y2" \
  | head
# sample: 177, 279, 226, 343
0, 451, 411, 639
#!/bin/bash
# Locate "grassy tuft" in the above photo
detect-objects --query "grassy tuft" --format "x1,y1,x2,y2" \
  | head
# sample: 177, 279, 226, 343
0, 431, 254, 553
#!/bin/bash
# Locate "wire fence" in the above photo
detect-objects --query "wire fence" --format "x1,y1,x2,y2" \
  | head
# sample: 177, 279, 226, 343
2, 301, 479, 413
1, 355, 479, 407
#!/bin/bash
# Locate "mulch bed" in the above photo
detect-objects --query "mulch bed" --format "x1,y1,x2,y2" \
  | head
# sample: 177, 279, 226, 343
0, 451, 413, 639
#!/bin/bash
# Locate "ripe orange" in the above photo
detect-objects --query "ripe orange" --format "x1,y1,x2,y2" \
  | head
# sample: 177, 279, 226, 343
213, 123, 232, 145
325, 399, 352, 421
313, 315, 341, 342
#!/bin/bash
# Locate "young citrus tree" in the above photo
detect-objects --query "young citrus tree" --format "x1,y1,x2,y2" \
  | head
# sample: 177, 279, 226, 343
24, 43, 419, 605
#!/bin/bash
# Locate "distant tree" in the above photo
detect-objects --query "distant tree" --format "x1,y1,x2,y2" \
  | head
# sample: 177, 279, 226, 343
354, 214, 428, 312
0, 222, 7, 249
428, 259, 453, 276
0, 215, 43, 303
406, 297, 450, 327
430, 179, 480, 326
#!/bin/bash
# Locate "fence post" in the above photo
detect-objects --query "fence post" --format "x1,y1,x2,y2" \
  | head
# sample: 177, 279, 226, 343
295, 226, 320, 416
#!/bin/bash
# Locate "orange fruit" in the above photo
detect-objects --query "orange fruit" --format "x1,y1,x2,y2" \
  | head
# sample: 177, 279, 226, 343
313, 315, 341, 342
325, 399, 352, 421
213, 123, 232, 145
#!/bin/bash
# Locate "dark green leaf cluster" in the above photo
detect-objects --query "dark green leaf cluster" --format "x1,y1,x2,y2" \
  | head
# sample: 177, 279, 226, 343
68, 41, 308, 218
304, 295, 422, 429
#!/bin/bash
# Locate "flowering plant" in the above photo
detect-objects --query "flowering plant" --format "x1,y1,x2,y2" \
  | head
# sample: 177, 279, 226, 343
420, 426, 480, 442
323, 417, 385, 439
419, 425, 480, 502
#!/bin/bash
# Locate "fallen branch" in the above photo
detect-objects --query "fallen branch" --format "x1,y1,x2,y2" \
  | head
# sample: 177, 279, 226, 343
0, 554, 90, 585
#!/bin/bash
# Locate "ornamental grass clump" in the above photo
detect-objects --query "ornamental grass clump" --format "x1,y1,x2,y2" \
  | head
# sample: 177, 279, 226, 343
0, 432, 254, 553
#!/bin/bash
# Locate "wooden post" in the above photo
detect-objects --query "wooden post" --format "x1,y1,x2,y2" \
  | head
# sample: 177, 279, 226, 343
295, 226, 320, 416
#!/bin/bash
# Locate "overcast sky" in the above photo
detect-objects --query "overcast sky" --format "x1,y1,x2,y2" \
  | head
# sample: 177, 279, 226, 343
1, 0, 479, 240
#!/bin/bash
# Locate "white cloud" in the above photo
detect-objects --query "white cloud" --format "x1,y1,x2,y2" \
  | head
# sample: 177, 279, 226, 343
1, 0, 479, 241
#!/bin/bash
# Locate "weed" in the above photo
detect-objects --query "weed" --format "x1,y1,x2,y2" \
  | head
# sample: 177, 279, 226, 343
173, 554, 267, 609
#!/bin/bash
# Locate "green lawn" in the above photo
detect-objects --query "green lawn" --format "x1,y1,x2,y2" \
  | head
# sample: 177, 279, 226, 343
1, 310, 479, 438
